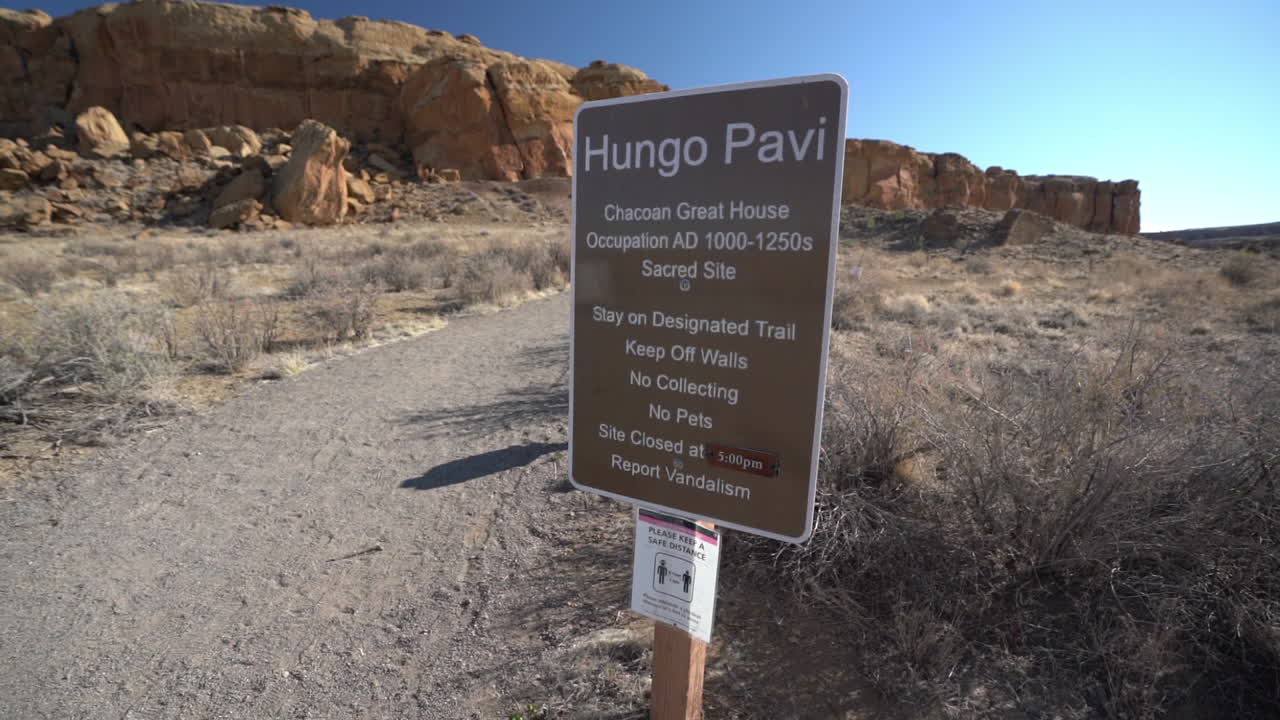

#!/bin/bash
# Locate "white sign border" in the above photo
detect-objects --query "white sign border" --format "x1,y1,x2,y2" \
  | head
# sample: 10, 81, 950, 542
568, 73, 850, 544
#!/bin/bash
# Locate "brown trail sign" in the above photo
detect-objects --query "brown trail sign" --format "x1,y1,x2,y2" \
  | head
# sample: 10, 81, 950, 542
569, 74, 849, 543
569, 74, 848, 720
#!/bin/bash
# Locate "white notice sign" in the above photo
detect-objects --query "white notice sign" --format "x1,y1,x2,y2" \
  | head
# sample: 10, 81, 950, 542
631, 507, 721, 642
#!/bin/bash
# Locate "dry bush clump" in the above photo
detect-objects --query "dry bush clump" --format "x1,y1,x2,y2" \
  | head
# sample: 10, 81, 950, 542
1, 291, 178, 443
1, 255, 58, 296
191, 300, 280, 373
1246, 296, 1280, 333
1220, 252, 1263, 287
305, 280, 382, 341
732, 325, 1280, 717
456, 254, 532, 306
164, 262, 233, 307
831, 275, 885, 331
285, 255, 349, 298
359, 252, 432, 292
881, 293, 931, 324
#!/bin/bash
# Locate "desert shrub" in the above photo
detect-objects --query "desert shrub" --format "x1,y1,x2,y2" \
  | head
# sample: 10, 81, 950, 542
831, 277, 885, 331
1220, 253, 1263, 287
192, 300, 280, 373
406, 237, 451, 261
1245, 296, 1280, 333
64, 239, 132, 258
359, 254, 431, 292
164, 263, 233, 307
517, 244, 564, 291
260, 351, 308, 379
0, 255, 58, 296
13, 291, 176, 405
455, 254, 533, 306
285, 255, 349, 298
139, 243, 178, 275
732, 327, 1280, 716
962, 255, 995, 275
305, 281, 381, 341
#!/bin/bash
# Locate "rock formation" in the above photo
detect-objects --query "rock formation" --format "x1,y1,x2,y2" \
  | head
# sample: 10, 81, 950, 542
571, 61, 669, 101
843, 139, 1140, 234
272, 119, 349, 225
1, 1, 1140, 234
0, 1, 665, 185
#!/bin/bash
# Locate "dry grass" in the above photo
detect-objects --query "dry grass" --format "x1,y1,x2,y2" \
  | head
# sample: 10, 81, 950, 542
1, 254, 59, 296
1, 224, 571, 452
741, 232, 1280, 718
735, 323, 1279, 717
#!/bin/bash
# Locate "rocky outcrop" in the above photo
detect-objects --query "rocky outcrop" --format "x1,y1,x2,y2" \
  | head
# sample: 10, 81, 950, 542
844, 139, 1141, 234
271, 119, 349, 225
571, 61, 669, 100
3, 1, 1141, 233
994, 208, 1057, 245
1, 0, 666, 182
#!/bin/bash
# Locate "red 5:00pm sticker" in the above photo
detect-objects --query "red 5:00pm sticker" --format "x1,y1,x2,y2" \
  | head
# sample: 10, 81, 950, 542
704, 444, 780, 478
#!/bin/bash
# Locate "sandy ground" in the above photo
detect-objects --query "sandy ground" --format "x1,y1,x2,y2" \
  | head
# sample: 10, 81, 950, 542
0, 292, 639, 720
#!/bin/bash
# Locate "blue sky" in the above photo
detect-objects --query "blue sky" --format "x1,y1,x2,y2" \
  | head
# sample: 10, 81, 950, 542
37, 0, 1279, 231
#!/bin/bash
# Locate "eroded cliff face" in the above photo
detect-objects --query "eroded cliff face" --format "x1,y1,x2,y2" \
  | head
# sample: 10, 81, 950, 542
843, 139, 1140, 234
0, 1, 667, 183
2, 2, 1138, 232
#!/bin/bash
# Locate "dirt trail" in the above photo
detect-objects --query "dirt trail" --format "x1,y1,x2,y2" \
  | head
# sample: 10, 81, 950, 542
0, 293, 589, 719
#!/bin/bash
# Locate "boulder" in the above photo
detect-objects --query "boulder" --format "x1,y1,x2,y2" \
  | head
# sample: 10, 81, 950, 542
130, 132, 160, 159
345, 172, 375, 204
74, 106, 129, 158
213, 168, 266, 210
0, 168, 30, 190
167, 195, 203, 217
437, 168, 461, 183
39, 159, 68, 183
183, 129, 213, 156
994, 208, 1057, 245
155, 131, 190, 161
271, 119, 349, 225
570, 60, 668, 100
44, 146, 78, 162
920, 208, 962, 246
0, 145, 53, 178
203, 125, 262, 157
49, 201, 83, 222
209, 197, 261, 229
0, 195, 52, 229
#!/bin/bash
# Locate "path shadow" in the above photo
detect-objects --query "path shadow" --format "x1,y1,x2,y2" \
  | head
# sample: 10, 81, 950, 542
399, 442, 567, 490
401, 385, 569, 439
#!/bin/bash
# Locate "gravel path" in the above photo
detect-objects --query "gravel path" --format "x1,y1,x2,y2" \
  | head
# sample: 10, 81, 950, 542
0, 293, 588, 720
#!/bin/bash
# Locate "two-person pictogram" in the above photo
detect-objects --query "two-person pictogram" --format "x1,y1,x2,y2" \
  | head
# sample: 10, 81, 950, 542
653, 553, 695, 601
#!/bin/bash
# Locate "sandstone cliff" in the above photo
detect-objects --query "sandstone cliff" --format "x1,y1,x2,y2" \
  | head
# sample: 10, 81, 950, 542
0, 1, 668, 182
843, 139, 1140, 234
2, 1, 1140, 233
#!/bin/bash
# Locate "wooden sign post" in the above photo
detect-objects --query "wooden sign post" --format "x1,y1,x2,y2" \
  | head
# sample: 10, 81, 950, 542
652, 618, 708, 720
